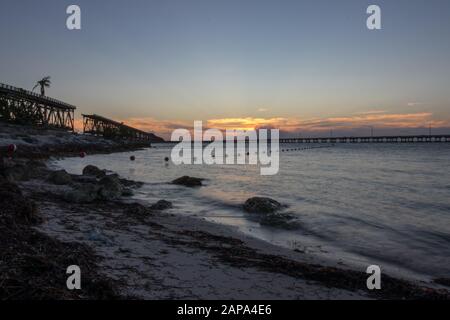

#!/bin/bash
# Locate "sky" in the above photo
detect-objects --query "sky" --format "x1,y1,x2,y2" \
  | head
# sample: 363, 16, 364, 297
1, 0, 450, 138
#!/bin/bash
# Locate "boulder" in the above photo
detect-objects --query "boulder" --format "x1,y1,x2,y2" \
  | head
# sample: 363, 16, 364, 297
48, 170, 72, 185
150, 200, 173, 211
243, 197, 284, 214
82, 165, 106, 178
98, 175, 123, 200
63, 184, 99, 203
121, 188, 134, 197
72, 175, 98, 184
172, 176, 203, 187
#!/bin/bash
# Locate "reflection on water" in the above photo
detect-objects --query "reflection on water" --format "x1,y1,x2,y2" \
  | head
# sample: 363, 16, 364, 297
55, 143, 450, 280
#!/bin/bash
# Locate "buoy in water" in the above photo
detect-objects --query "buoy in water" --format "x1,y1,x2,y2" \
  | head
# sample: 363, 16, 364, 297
164, 157, 169, 162
130, 155, 136, 161
79, 151, 87, 158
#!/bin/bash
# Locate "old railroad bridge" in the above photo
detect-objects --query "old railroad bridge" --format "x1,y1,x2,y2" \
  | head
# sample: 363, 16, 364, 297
0, 82, 153, 141
82, 114, 154, 141
0, 82, 75, 130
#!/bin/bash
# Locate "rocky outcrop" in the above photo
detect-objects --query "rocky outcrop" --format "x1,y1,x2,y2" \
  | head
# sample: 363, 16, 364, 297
121, 188, 134, 197
98, 175, 123, 200
150, 200, 173, 211
243, 197, 284, 214
48, 170, 72, 185
63, 184, 99, 203
172, 176, 204, 187
62, 171, 137, 203
82, 165, 106, 178
243, 197, 299, 229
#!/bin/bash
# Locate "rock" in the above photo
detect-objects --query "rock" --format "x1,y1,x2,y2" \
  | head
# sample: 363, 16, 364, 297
48, 170, 72, 185
73, 175, 98, 184
243, 197, 284, 214
150, 200, 173, 210
172, 176, 203, 187
63, 184, 99, 203
98, 175, 123, 200
82, 165, 106, 178
121, 188, 134, 197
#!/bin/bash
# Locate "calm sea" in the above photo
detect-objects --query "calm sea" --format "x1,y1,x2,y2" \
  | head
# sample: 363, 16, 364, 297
55, 143, 450, 281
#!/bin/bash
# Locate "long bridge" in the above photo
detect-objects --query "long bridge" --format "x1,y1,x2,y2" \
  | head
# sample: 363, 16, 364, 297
280, 135, 450, 143
0, 82, 75, 131
82, 114, 154, 141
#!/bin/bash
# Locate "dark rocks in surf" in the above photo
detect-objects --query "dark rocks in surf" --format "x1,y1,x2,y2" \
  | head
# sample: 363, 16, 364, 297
82, 165, 106, 178
150, 200, 173, 211
98, 175, 123, 200
48, 170, 72, 185
243, 197, 284, 214
243, 197, 299, 229
63, 183, 100, 203
172, 176, 203, 187
121, 188, 134, 197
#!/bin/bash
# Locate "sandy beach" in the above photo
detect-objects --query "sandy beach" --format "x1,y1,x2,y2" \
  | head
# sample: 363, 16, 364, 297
1, 124, 449, 300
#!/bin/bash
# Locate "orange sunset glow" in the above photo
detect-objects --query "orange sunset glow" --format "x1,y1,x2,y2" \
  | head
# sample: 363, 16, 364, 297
75, 112, 449, 139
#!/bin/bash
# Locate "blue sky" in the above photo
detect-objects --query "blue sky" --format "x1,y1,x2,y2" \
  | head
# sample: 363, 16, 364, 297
1, 0, 450, 136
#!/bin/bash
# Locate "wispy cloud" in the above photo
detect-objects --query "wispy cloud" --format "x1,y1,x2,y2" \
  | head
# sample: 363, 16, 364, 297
207, 112, 449, 132
407, 102, 424, 107
354, 110, 386, 115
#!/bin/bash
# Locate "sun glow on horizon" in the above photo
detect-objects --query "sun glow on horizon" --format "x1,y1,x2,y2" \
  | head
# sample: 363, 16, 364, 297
74, 111, 450, 140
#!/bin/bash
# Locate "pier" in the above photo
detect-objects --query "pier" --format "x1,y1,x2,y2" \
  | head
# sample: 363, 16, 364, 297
280, 135, 450, 144
82, 114, 154, 141
0, 83, 76, 131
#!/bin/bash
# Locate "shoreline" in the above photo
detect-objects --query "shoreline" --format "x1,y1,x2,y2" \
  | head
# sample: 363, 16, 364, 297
1, 126, 450, 299
5, 164, 450, 299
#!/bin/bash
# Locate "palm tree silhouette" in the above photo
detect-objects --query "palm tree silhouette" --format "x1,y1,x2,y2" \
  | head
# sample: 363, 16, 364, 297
33, 76, 51, 96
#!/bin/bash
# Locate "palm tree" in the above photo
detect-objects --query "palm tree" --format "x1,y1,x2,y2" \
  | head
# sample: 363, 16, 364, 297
33, 76, 51, 96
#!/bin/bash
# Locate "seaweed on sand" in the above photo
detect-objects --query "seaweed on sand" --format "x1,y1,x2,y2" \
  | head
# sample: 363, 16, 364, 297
0, 178, 120, 300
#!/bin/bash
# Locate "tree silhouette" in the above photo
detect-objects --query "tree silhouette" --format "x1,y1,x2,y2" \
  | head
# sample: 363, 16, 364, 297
33, 76, 51, 96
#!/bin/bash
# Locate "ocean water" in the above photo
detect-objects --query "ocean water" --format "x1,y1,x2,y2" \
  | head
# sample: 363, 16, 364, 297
55, 143, 450, 280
